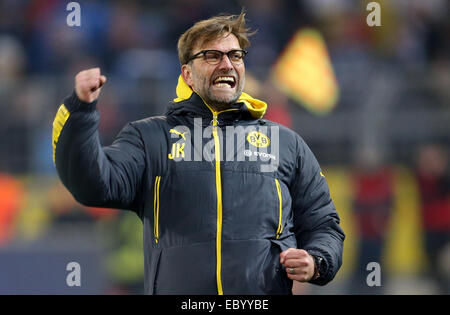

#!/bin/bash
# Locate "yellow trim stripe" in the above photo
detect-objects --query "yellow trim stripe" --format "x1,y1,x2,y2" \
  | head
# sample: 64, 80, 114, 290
275, 179, 283, 239
154, 176, 161, 244
203, 100, 241, 295
201, 98, 239, 116
212, 123, 223, 295
193, 95, 246, 295
52, 104, 70, 164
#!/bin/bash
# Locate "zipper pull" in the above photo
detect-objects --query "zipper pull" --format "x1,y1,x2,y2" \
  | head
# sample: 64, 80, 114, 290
211, 114, 219, 126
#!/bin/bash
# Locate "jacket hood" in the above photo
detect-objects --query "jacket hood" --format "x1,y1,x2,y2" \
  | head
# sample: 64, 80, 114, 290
168, 75, 267, 120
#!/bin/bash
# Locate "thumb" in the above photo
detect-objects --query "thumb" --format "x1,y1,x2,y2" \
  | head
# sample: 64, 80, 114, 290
99, 75, 107, 87
91, 75, 107, 93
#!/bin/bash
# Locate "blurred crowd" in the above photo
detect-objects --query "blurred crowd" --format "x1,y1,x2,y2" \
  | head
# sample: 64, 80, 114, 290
0, 0, 449, 294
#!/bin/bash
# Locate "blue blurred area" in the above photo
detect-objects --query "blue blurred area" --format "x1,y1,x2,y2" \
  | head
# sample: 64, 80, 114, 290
0, 230, 107, 294
0, 0, 449, 294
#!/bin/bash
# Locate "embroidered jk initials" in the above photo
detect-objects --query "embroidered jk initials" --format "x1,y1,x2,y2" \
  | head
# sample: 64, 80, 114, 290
168, 143, 185, 159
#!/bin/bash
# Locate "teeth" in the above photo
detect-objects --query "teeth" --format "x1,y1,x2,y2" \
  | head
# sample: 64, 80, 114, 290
214, 76, 235, 83
215, 83, 231, 88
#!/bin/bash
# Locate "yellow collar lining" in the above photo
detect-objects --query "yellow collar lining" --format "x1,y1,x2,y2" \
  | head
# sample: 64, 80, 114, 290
173, 75, 267, 119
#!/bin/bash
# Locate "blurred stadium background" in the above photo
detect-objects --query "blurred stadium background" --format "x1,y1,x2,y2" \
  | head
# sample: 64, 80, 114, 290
0, 0, 449, 294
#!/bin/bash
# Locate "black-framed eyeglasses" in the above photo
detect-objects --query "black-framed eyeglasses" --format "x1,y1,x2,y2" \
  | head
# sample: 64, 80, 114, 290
187, 49, 248, 65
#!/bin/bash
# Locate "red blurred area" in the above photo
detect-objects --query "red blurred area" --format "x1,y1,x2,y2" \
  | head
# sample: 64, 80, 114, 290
0, 173, 23, 245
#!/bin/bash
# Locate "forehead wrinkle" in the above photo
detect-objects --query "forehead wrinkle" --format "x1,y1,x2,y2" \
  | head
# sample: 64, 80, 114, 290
195, 33, 241, 52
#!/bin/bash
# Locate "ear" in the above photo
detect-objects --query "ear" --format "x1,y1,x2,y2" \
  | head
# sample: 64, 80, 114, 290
181, 64, 194, 87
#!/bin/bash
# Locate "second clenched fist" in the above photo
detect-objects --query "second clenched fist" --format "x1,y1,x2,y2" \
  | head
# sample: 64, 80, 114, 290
75, 68, 107, 103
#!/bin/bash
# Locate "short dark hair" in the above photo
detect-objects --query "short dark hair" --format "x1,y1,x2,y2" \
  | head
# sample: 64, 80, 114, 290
177, 11, 256, 65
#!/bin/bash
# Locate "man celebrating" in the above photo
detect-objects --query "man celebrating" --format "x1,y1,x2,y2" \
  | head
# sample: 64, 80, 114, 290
52, 12, 345, 294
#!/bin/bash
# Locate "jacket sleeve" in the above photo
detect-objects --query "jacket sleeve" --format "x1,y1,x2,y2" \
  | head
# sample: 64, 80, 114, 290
289, 136, 345, 286
52, 91, 146, 214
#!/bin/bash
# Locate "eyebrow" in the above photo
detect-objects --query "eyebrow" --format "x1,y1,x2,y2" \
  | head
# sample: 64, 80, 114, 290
198, 47, 242, 51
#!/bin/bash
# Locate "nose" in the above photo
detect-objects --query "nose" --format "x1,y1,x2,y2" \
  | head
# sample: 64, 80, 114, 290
218, 53, 234, 71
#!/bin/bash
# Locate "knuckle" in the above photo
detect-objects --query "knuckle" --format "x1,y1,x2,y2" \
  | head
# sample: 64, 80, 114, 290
300, 258, 309, 265
79, 81, 89, 88
298, 249, 308, 256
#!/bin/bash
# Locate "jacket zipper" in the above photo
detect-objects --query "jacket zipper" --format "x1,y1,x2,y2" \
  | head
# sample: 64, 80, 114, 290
154, 176, 161, 244
206, 105, 239, 295
275, 178, 283, 239
211, 114, 223, 295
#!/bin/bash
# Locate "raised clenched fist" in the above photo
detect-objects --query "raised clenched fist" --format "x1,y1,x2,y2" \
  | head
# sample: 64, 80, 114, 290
74, 68, 107, 103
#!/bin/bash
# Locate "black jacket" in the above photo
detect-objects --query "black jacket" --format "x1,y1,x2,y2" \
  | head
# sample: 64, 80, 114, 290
52, 76, 345, 294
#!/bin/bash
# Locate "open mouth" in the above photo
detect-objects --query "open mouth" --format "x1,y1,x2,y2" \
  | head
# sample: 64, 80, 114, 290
212, 76, 236, 89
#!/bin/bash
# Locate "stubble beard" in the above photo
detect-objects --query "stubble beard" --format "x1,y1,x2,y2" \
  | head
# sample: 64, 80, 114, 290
202, 77, 245, 111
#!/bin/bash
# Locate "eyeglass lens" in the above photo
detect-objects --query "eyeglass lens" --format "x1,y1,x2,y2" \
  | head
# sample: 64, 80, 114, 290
204, 50, 245, 64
